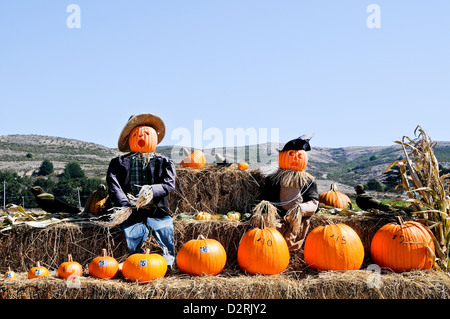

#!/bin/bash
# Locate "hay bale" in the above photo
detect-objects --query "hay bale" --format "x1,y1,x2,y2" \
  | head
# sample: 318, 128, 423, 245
2, 269, 450, 299
0, 212, 397, 273
169, 166, 264, 214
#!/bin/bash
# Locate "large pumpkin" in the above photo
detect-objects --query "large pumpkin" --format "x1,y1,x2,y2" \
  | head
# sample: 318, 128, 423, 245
370, 218, 435, 272
84, 184, 109, 215
181, 150, 206, 169
278, 150, 308, 171
238, 227, 289, 275
28, 261, 49, 279
304, 223, 364, 271
319, 183, 352, 209
122, 249, 167, 283
58, 254, 83, 279
89, 248, 119, 280
176, 235, 227, 276
128, 125, 158, 153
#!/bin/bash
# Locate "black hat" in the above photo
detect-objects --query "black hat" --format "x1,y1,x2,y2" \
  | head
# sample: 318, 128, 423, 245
278, 133, 314, 152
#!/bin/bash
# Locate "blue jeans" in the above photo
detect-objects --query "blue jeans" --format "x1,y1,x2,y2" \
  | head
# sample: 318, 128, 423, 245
121, 210, 175, 268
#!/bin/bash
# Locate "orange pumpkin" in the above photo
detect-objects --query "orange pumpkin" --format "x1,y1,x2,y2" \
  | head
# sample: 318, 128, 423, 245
319, 183, 352, 209
278, 150, 308, 171
370, 218, 435, 272
238, 227, 289, 275
176, 235, 227, 276
180, 150, 206, 169
28, 261, 49, 279
128, 125, 158, 153
4, 267, 16, 280
84, 184, 110, 215
304, 223, 364, 271
58, 254, 83, 279
122, 249, 167, 283
89, 248, 119, 280
238, 162, 249, 170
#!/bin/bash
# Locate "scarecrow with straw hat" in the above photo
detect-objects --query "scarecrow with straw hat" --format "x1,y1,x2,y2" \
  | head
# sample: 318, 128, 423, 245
106, 113, 176, 268
259, 134, 319, 251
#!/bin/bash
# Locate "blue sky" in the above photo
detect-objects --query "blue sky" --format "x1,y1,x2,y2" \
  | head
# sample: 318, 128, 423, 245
0, 1, 449, 150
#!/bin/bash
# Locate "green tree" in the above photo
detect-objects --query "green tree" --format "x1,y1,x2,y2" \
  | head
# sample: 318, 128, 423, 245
63, 161, 85, 179
38, 159, 54, 176
366, 178, 383, 191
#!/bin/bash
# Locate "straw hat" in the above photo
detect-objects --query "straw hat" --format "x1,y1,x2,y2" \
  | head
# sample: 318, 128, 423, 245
117, 113, 166, 152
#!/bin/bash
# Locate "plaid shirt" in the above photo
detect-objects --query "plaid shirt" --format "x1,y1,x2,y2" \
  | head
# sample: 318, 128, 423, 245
128, 153, 154, 196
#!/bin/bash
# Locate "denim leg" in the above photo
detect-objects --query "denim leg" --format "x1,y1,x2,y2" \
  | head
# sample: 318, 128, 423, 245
121, 217, 150, 254
146, 215, 175, 268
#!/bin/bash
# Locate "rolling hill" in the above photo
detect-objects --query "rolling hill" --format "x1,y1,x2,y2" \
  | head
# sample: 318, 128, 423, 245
0, 134, 449, 194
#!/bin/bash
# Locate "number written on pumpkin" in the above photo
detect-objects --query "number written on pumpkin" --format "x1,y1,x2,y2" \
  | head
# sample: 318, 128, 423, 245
256, 238, 273, 247
139, 260, 149, 267
392, 234, 405, 243
329, 233, 347, 245
5, 272, 14, 278
35, 269, 43, 276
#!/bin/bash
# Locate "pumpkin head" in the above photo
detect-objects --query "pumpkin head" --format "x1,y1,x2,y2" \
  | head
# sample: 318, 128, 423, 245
370, 217, 435, 272
181, 150, 206, 169
28, 261, 49, 279
89, 248, 119, 280
304, 223, 364, 271
194, 211, 212, 220
4, 267, 16, 280
84, 184, 110, 215
278, 150, 308, 171
176, 235, 227, 276
58, 254, 83, 279
128, 125, 158, 153
319, 183, 352, 209
122, 249, 167, 283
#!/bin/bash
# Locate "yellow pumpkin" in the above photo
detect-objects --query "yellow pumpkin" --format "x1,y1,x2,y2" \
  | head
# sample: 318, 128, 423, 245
227, 211, 241, 221
194, 211, 212, 220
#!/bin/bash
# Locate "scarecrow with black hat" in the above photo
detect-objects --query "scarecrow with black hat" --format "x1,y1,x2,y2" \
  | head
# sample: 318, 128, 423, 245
260, 134, 319, 251
106, 113, 176, 268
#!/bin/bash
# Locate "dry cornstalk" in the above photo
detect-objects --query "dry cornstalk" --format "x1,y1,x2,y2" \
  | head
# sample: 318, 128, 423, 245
384, 125, 450, 272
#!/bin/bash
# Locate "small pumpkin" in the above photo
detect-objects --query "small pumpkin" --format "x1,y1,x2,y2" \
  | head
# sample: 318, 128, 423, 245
128, 125, 158, 153
28, 261, 49, 279
181, 150, 206, 169
319, 183, 352, 209
4, 267, 16, 280
58, 254, 83, 279
238, 162, 249, 170
89, 248, 119, 280
278, 150, 308, 171
122, 249, 167, 283
370, 217, 435, 272
304, 223, 364, 271
84, 184, 110, 215
194, 211, 212, 221
176, 235, 227, 276
227, 211, 241, 221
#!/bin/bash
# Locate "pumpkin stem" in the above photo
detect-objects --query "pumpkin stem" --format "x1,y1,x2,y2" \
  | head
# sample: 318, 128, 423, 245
396, 215, 404, 225
197, 234, 206, 240
68, 254, 73, 262
330, 182, 338, 192
144, 248, 150, 255
36, 261, 41, 267
101, 248, 107, 257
